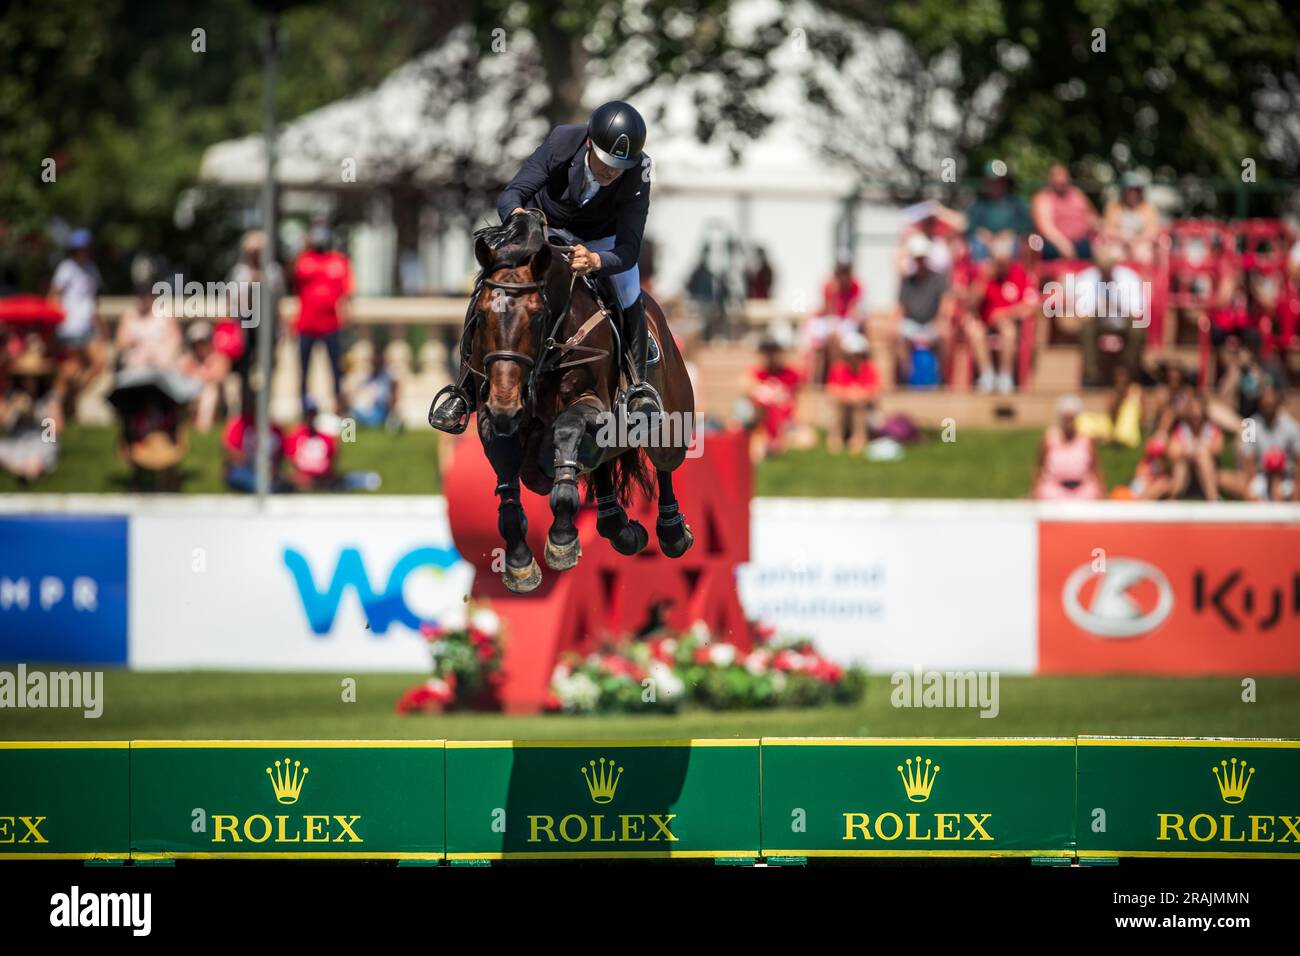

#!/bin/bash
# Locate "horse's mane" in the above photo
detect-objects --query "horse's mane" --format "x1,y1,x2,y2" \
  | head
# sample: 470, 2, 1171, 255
473, 209, 545, 270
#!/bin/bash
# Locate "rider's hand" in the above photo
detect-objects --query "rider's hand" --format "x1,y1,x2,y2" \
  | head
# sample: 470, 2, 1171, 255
571, 245, 601, 276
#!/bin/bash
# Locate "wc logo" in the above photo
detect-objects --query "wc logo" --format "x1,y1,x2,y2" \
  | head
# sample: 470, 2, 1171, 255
283, 545, 462, 635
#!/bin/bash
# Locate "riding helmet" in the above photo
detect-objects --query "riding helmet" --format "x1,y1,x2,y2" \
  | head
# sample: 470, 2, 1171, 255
587, 101, 646, 170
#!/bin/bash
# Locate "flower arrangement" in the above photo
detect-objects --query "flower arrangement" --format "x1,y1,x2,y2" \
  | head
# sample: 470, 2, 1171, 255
545, 620, 866, 715
396, 602, 505, 714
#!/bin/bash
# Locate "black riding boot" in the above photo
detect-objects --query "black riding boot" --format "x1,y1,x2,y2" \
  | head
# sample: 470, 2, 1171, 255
621, 295, 662, 418
428, 315, 477, 433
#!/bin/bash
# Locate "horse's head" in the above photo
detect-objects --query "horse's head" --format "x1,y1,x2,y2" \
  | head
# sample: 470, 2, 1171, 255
471, 211, 559, 437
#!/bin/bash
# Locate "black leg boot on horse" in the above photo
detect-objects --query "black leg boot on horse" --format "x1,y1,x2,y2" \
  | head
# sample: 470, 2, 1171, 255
620, 294, 663, 423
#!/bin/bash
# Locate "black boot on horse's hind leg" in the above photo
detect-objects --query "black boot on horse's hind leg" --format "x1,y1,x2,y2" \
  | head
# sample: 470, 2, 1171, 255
594, 464, 649, 556
620, 295, 663, 421
496, 479, 541, 593
654, 469, 694, 559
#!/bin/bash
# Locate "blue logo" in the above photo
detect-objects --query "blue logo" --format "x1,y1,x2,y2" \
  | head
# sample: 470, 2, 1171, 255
283, 545, 462, 635
0, 516, 128, 663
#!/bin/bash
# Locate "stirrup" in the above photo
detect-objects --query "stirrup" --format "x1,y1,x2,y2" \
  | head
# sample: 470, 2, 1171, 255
622, 380, 663, 415
428, 383, 473, 434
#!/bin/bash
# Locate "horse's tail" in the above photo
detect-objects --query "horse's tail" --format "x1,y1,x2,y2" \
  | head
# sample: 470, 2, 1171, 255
585, 448, 655, 508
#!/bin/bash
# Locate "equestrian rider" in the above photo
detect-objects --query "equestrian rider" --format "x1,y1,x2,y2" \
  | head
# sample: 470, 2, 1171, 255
428, 100, 662, 433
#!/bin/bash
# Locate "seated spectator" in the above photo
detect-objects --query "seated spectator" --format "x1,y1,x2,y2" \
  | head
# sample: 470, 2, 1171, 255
825, 333, 879, 454
893, 234, 952, 387
745, 247, 774, 300
222, 393, 288, 493
1033, 395, 1104, 500
1232, 382, 1299, 501
803, 258, 865, 383
347, 344, 399, 431
0, 338, 61, 483
1073, 241, 1148, 387
1167, 393, 1225, 500
1076, 364, 1144, 448
1209, 269, 1278, 379
1032, 164, 1098, 261
966, 162, 1031, 262
1149, 362, 1195, 437
897, 199, 966, 276
115, 284, 182, 372
748, 334, 802, 462
284, 399, 382, 492
1102, 172, 1160, 264
177, 321, 232, 432
1124, 437, 1173, 500
108, 367, 195, 491
966, 235, 1037, 394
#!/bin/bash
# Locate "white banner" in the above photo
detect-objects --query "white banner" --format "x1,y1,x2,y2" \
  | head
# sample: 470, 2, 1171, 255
129, 502, 472, 671
738, 500, 1038, 672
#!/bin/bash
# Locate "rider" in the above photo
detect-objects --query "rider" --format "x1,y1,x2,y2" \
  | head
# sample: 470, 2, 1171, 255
429, 100, 661, 433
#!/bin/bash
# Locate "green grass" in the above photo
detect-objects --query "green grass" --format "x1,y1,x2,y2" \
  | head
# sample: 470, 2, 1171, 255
4, 671, 1296, 741
4, 426, 1143, 498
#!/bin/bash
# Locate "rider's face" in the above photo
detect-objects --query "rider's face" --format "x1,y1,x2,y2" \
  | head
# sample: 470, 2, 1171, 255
587, 145, 625, 187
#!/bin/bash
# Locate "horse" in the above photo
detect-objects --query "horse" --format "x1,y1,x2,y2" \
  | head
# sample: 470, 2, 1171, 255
462, 209, 696, 593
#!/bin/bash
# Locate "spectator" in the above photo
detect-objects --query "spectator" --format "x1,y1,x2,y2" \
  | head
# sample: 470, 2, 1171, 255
1232, 382, 1299, 502
222, 390, 288, 493
1208, 268, 1275, 376
1167, 392, 1224, 500
748, 333, 802, 462
686, 246, 730, 340
893, 234, 952, 387
1124, 437, 1174, 501
115, 284, 181, 372
293, 222, 352, 413
284, 398, 381, 492
1074, 241, 1147, 387
967, 235, 1036, 394
177, 321, 231, 432
48, 228, 106, 418
745, 247, 774, 300
804, 258, 865, 383
1149, 362, 1195, 437
1102, 172, 1160, 264
965, 162, 1031, 262
226, 230, 276, 403
1076, 363, 1144, 448
0, 338, 61, 483
1032, 164, 1098, 261
347, 342, 399, 431
897, 200, 966, 276
825, 332, 879, 454
1032, 394, 1104, 500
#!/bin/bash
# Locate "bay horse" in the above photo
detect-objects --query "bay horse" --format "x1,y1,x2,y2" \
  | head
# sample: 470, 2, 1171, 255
463, 209, 696, 593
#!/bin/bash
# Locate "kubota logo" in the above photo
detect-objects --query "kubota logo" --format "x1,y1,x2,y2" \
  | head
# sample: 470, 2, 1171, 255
1062, 558, 1174, 638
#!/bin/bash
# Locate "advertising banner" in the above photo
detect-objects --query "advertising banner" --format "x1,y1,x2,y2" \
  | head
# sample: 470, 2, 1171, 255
740, 501, 1036, 672
1076, 737, 1300, 859
129, 512, 472, 670
760, 738, 1076, 858
0, 742, 130, 859
1039, 521, 1300, 675
0, 516, 128, 664
445, 740, 761, 860
129, 741, 445, 859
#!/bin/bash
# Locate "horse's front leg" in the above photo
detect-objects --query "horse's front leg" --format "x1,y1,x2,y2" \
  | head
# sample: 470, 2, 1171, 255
543, 403, 597, 570
483, 431, 541, 593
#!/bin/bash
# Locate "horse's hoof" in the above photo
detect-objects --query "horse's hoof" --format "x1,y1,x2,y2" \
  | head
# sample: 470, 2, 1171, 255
544, 534, 582, 570
502, 558, 542, 593
658, 523, 694, 559
611, 520, 649, 556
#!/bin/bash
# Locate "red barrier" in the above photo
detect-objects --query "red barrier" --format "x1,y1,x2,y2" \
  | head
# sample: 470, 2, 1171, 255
442, 429, 753, 712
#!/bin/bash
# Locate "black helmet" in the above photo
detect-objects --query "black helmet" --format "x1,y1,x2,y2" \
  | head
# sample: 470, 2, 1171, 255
587, 101, 645, 170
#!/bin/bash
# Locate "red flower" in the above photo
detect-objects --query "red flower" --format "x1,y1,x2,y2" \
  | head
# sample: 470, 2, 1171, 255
694, 648, 712, 665
476, 641, 496, 662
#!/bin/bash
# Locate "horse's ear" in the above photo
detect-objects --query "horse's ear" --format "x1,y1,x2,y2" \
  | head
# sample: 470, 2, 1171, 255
530, 241, 552, 279
474, 235, 494, 270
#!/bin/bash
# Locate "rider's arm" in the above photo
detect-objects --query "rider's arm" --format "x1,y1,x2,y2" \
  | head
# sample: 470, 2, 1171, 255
497, 126, 569, 222
594, 171, 650, 276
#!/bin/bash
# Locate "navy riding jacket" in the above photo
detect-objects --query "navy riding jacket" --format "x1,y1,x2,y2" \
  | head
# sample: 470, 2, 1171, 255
496, 124, 650, 277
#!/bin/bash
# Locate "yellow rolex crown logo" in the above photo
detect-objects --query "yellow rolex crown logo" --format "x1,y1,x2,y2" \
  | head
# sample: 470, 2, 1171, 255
1212, 757, 1254, 805
581, 757, 624, 805
897, 755, 941, 803
266, 757, 310, 805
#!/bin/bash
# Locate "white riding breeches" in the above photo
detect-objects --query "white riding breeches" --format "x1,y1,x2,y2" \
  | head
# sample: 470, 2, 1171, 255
584, 235, 641, 308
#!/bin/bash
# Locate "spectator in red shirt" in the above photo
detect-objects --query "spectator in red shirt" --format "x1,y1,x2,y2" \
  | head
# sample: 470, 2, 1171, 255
825, 332, 879, 454
293, 222, 352, 413
748, 334, 802, 462
967, 236, 1037, 393
284, 397, 339, 491
222, 393, 288, 493
803, 258, 864, 384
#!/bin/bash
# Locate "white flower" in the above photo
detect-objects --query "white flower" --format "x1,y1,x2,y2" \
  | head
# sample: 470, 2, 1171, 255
690, 619, 711, 640
471, 607, 501, 636
439, 604, 468, 632
661, 638, 678, 654
554, 672, 600, 712
649, 662, 685, 701
709, 643, 737, 667
745, 650, 771, 675
427, 640, 449, 657
771, 671, 788, 691
550, 663, 571, 682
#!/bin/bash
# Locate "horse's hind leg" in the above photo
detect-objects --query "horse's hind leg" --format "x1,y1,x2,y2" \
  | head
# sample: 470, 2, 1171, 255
655, 469, 694, 558
484, 434, 541, 593
594, 461, 649, 556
